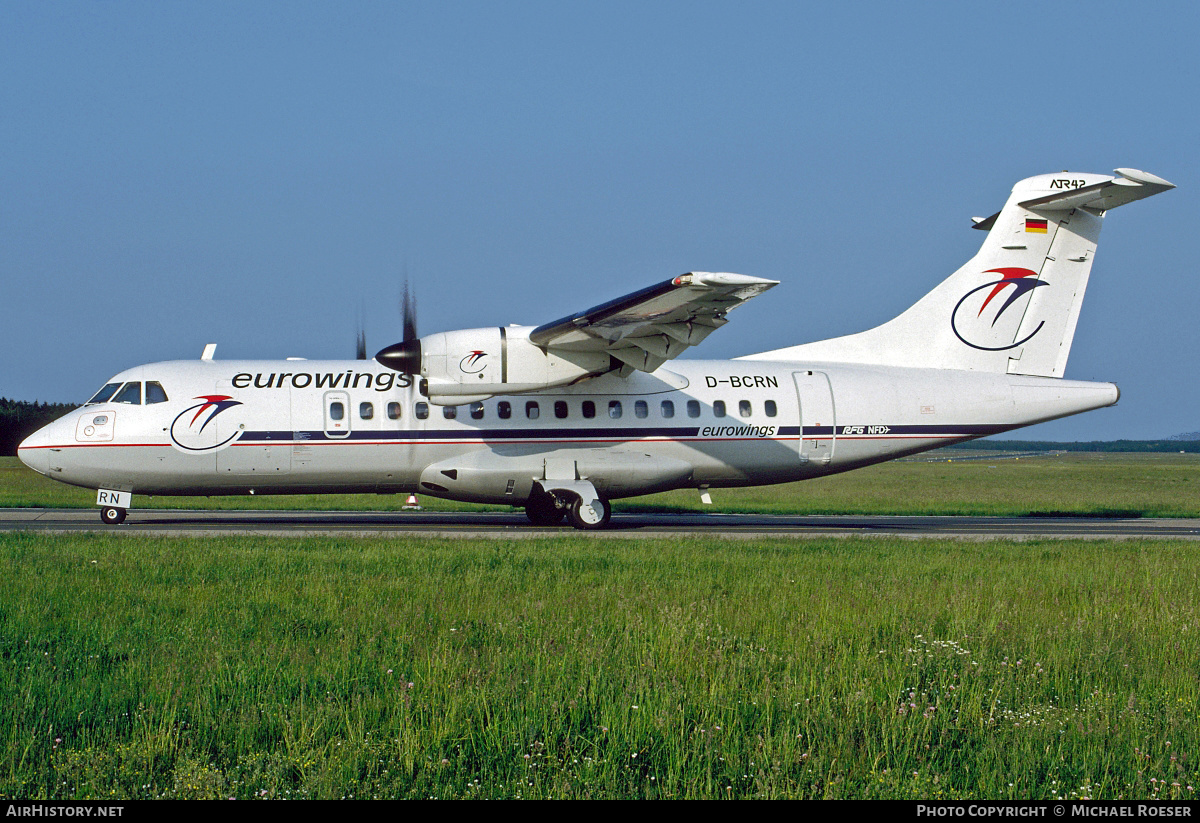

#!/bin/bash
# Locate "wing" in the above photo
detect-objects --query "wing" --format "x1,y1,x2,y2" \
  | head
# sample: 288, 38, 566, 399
528, 272, 778, 373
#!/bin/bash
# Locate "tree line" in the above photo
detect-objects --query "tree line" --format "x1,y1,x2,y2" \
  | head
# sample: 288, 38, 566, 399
0, 398, 76, 456
944, 438, 1200, 453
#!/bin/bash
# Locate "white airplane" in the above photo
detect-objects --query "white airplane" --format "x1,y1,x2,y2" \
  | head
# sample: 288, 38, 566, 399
17, 169, 1174, 529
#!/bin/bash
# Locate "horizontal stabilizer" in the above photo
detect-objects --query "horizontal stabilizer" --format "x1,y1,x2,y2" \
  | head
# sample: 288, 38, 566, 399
972, 169, 1174, 230
1018, 168, 1175, 212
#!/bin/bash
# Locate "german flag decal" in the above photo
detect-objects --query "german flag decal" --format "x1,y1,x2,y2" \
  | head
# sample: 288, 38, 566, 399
1025, 218, 1049, 233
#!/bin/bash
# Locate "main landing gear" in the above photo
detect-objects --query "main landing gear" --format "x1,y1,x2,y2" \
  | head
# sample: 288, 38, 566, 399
568, 496, 611, 530
100, 506, 127, 525
525, 490, 567, 526
525, 489, 612, 530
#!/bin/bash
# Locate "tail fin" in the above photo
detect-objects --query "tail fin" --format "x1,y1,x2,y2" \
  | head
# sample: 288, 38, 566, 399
747, 169, 1174, 376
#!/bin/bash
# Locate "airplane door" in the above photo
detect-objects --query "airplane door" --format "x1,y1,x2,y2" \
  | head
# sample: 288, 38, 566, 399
792, 371, 836, 465
324, 391, 351, 438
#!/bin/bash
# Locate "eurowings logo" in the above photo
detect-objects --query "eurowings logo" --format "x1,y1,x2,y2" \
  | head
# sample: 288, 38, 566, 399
459, 350, 488, 374
950, 267, 1048, 351
169, 395, 244, 452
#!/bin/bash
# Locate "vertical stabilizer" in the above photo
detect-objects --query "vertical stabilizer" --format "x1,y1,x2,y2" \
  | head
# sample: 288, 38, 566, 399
746, 169, 1173, 376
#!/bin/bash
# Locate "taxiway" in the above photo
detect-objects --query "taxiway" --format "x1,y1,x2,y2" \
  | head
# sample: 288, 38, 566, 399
2, 508, 1197, 540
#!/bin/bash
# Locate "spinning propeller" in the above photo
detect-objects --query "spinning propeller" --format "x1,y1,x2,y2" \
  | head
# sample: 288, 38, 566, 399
375, 280, 422, 374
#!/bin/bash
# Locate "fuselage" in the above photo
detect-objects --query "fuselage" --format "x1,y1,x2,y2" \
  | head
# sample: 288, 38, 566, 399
17, 356, 1118, 503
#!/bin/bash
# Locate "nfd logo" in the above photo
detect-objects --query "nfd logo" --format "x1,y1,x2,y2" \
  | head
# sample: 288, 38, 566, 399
950, 267, 1048, 352
169, 395, 244, 452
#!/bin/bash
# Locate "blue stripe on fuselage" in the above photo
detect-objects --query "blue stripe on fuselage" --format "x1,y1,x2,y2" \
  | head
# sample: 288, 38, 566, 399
231, 423, 1007, 444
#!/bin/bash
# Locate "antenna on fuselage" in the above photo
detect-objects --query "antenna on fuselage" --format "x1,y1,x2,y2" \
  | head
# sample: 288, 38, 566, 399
201, 343, 217, 361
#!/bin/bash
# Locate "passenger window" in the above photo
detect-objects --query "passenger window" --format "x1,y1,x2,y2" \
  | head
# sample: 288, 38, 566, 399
86, 383, 122, 405
713, 400, 726, 418
415, 402, 429, 420
634, 400, 648, 419
687, 400, 700, 418
498, 401, 512, 419
470, 402, 485, 420
113, 382, 142, 405
387, 402, 402, 420
764, 400, 777, 418
330, 401, 345, 421
661, 400, 674, 418
145, 382, 168, 404
443, 406, 457, 419
582, 401, 595, 419
608, 401, 622, 419
360, 402, 374, 420
739, 400, 752, 418
526, 401, 539, 419
554, 401, 568, 419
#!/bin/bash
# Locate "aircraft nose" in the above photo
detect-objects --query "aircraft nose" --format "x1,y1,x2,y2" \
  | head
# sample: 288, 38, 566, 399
16, 426, 50, 476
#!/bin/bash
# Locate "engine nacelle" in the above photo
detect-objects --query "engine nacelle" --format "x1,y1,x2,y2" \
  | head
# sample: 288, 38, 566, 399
376, 326, 612, 404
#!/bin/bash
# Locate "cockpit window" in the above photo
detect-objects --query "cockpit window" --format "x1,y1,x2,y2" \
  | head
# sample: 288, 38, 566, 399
112, 382, 142, 405
85, 383, 122, 405
145, 382, 168, 404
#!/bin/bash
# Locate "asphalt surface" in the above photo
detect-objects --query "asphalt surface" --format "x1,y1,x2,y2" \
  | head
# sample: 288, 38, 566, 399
3, 508, 1199, 540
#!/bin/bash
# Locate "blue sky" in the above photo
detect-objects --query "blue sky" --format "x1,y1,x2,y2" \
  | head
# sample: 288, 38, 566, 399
3, 2, 1196, 440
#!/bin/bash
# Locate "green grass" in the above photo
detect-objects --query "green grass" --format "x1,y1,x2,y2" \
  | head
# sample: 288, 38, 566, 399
631, 452, 1200, 518
1, 532, 1198, 799
3, 452, 1200, 517
4, 452, 1198, 798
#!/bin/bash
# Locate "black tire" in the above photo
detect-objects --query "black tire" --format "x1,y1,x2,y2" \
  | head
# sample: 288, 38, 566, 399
568, 497, 611, 530
100, 506, 127, 525
525, 492, 566, 526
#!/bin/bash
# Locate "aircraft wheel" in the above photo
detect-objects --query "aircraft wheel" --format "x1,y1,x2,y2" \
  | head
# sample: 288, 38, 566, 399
100, 506, 127, 525
525, 493, 566, 526
569, 497, 611, 530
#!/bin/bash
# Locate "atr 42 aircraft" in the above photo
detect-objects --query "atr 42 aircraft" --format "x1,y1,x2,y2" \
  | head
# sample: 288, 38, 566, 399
18, 169, 1174, 528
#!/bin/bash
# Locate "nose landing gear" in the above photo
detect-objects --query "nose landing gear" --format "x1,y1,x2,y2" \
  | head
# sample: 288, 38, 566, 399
96, 489, 132, 525
100, 506, 127, 525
